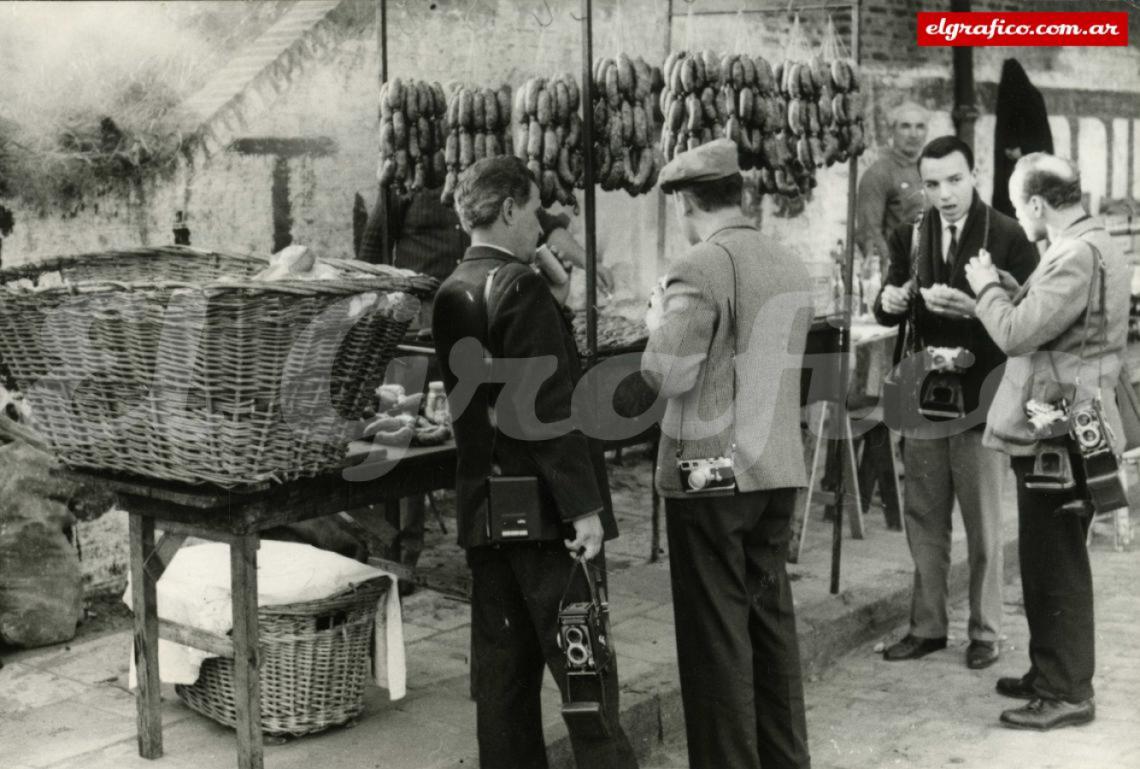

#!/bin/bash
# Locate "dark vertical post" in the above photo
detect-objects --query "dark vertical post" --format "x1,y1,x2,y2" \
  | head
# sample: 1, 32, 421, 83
831, 0, 862, 595
950, 0, 978, 147
580, 0, 597, 366
377, 0, 392, 264
129, 514, 162, 759
230, 535, 263, 769
271, 156, 293, 253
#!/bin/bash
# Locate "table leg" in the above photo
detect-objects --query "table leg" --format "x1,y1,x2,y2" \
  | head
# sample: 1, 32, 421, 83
230, 535, 263, 769
384, 497, 402, 562
129, 514, 162, 759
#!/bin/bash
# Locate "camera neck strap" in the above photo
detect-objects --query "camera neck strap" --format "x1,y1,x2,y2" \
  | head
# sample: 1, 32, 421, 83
675, 241, 739, 460
1043, 240, 1107, 403
558, 556, 606, 613
482, 266, 501, 467
905, 205, 991, 353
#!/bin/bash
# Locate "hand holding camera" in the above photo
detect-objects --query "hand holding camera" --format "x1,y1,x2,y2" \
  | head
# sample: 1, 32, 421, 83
564, 514, 604, 560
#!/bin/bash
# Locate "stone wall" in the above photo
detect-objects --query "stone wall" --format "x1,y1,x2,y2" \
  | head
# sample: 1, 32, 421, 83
3, 0, 1139, 597
5, 0, 1138, 294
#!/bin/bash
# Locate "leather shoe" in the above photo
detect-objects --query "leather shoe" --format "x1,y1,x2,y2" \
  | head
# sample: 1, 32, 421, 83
883, 634, 947, 661
1000, 697, 1095, 730
966, 640, 999, 669
996, 674, 1037, 699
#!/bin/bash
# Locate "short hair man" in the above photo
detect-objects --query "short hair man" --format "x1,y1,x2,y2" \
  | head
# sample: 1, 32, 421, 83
431, 156, 637, 769
874, 136, 1038, 669
966, 153, 1129, 730
640, 139, 814, 769
857, 101, 930, 268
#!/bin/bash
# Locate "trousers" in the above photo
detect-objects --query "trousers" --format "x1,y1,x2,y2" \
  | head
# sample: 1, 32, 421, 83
902, 430, 1006, 641
467, 545, 638, 769
1010, 456, 1096, 703
665, 489, 811, 769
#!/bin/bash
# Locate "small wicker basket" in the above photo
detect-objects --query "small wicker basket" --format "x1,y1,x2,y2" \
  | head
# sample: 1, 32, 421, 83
175, 576, 391, 737
0, 247, 437, 487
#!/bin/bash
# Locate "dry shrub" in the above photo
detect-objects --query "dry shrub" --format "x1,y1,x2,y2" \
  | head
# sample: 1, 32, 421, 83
0, 1, 290, 208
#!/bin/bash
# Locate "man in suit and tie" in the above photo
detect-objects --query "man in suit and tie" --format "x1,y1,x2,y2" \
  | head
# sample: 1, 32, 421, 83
874, 135, 1038, 669
641, 139, 815, 769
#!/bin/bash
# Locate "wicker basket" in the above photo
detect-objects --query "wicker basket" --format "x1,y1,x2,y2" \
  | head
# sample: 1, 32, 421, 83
0, 247, 437, 487
176, 577, 391, 737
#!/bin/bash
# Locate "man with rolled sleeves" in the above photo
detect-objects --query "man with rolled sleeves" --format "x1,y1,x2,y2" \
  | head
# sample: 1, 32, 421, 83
641, 140, 814, 769
857, 101, 929, 270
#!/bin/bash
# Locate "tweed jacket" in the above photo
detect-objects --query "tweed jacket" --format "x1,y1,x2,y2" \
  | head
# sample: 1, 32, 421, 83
976, 216, 1131, 456
432, 246, 618, 548
873, 193, 1039, 422
641, 217, 814, 497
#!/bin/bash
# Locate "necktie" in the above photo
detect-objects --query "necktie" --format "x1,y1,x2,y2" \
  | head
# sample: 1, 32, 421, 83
945, 224, 958, 266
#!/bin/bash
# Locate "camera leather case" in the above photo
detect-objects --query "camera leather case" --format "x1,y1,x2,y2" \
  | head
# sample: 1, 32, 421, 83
486, 475, 564, 543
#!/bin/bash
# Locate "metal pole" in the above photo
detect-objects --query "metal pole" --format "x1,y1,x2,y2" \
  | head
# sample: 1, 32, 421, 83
378, 0, 388, 81
655, 0, 673, 287
580, 0, 598, 366
950, 0, 978, 147
830, 0, 861, 596
377, 0, 392, 265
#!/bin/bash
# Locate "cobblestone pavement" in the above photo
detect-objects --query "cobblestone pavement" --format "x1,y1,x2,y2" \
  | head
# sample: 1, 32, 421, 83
645, 526, 1140, 769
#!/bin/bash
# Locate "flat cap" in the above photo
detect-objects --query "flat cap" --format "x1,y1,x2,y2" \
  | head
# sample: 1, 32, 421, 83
658, 138, 740, 193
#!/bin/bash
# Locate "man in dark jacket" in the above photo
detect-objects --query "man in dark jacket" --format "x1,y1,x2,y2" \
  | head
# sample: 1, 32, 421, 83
431, 156, 637, 769
874, 136, 1038, 669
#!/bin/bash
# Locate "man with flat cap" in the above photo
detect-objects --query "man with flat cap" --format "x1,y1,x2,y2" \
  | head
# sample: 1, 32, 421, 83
640, 139, 814, 769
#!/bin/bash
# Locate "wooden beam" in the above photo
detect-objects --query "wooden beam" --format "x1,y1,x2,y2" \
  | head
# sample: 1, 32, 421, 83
159, 619, 235, 659
143, 533, 188, 584
228, 136, 337, 157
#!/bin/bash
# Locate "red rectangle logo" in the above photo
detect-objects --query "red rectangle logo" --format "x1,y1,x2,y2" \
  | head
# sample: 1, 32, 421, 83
917, 11, 1128, 47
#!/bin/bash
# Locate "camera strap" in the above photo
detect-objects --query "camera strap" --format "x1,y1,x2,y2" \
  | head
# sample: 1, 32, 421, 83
558, 556, 606, 614
907, 204, 991, 351
482, 267, 502, 469
1041, 240, 1107, 404
674, 241, 739, 461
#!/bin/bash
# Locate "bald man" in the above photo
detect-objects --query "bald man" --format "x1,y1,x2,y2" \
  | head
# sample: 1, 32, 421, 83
857, 101, 930, 269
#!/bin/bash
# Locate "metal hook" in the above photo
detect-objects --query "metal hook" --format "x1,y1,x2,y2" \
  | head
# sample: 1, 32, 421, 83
530, 0, 553, 27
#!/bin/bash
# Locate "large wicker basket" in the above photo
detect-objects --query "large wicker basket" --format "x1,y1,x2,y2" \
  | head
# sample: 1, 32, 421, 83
0, 247, 437, 487
175, 577, 391, 736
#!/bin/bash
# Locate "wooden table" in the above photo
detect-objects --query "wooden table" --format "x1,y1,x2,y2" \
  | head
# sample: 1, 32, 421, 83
793, 321, 903, 561
77, 442, 456, 769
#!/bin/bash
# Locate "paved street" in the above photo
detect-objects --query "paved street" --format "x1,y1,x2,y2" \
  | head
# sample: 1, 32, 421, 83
645, 526, 1140, 769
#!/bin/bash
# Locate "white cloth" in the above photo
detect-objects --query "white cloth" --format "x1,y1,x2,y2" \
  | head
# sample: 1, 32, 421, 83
124, 540, 406, 700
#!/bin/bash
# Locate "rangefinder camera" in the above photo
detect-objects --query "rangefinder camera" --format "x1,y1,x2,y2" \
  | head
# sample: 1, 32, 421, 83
918, 346, 975, 421
677, 456, 737, 493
